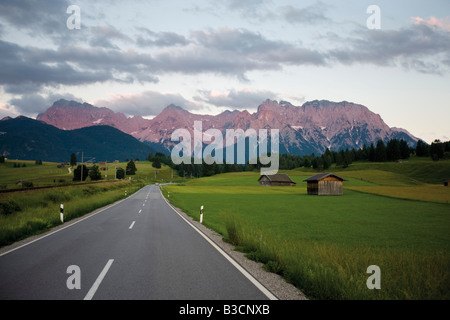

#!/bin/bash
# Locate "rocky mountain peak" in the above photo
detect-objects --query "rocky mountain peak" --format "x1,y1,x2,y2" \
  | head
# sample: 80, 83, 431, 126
36, 98, 419, 156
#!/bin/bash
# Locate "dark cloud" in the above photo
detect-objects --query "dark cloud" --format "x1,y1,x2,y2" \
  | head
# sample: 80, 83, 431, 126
0, 0, 70, 37
328, 24, 450, 74
0, 40, 113, 91
194, 89, 278, 110
136, 28, 189, 47
0, 1, 130, 48
89, 26, 133, 49
2, 82, 43, 95
280, 2, 330, 24
8, 92, 82, 116
94, 90, 201, 117
190, 28, 327, 69
0, 40, 159, 93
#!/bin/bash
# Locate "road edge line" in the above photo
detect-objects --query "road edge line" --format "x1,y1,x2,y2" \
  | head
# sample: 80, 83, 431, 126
159, 187, 279, 301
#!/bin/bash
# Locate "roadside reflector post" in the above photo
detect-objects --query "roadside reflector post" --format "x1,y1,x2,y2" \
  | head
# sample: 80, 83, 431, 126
200, 205, 204, 224
125, 190, 127, 196
60, 204, 64, 223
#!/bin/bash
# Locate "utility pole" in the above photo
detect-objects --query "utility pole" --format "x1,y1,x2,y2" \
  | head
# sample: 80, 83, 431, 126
80, 151, 84, 182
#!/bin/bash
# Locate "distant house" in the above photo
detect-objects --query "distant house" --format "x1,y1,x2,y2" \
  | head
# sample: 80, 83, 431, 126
303, 173, 346, 196
258, 173, 296, 186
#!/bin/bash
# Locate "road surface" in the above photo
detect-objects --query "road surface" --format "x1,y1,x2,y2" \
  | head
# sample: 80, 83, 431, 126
0, 184, 275, 300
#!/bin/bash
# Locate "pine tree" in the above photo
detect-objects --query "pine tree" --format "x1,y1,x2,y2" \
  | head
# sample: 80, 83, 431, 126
375, 140, 387, 162
415, 140, 429, 157
70, 153, 77, 167
430, 140, 444, 161
368, 143, 376, 162
399, 139, 410, 159
126, 160, 137, 175
152, 158, 161, 169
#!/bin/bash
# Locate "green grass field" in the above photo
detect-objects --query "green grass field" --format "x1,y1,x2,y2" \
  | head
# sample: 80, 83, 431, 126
162, 158, 450, 300
0, 160, 179, 189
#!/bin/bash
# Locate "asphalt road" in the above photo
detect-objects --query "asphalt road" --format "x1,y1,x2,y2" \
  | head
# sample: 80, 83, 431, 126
0, 184, 274, 300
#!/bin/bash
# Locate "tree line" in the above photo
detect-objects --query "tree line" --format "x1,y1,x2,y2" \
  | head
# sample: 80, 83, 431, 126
279, 138, 450, 171
65, 138, 450, 181
162, 138, 449, 177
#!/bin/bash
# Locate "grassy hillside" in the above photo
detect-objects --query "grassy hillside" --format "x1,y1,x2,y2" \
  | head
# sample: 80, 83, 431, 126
333, 156, 450, 184
162, 158, 450, 299
0, 116, 155, 162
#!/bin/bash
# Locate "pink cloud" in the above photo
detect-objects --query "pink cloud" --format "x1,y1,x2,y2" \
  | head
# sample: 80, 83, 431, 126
411, 16, 450, 30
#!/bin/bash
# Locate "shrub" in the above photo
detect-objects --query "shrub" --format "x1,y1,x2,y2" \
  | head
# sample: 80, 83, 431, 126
89, 164, 102, 181
73, 165, 88, 181
22, 181, 33, 188
116, 167, 125, 179
44, 192, 72, 203
0, 200, 22, 215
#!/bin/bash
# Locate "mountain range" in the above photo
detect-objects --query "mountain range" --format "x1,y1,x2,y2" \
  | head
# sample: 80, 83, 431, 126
36, 99, 419, 156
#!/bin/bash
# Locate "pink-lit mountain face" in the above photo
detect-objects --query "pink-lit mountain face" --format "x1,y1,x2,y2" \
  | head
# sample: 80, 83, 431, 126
37, 99, 418, 156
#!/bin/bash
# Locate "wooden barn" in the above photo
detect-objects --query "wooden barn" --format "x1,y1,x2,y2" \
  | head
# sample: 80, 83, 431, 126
303, 173, 346, 195
258, 173, 296, 186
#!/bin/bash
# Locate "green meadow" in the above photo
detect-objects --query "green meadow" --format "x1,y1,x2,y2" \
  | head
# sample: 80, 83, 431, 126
0, 160, 178, 190
162, 158, 450, 300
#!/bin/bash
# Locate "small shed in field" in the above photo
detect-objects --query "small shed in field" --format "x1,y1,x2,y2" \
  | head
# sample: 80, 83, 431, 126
258, 173, 296, 186
303, 173, 346, 195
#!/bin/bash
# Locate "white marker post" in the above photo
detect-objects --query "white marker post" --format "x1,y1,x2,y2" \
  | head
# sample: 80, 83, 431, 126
200, 205, 204, 224
60, 204, 64, 223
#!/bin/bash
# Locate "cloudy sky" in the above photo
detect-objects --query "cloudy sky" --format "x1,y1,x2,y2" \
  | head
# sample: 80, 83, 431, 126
0, 0, 449, 143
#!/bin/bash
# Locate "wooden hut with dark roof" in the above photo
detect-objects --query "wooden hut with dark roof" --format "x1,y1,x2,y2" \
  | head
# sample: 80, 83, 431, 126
303, 173, 346, 195
258, 173, 296, 187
